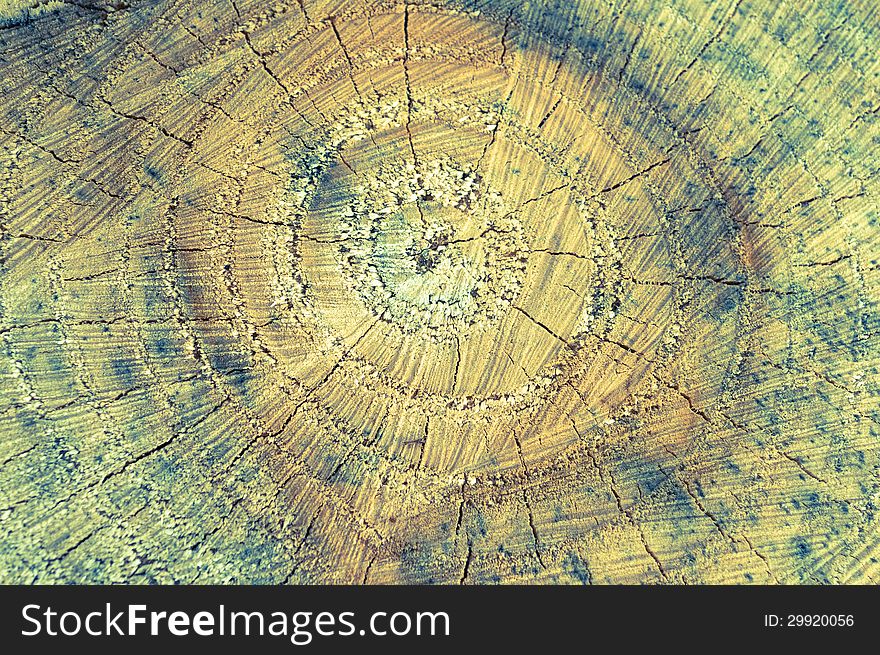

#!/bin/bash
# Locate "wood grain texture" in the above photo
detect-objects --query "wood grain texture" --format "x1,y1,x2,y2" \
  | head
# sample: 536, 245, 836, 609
0, 0, 878, 584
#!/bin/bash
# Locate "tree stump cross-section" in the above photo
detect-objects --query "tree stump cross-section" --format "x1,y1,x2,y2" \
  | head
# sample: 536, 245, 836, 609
0, 0, 878, 584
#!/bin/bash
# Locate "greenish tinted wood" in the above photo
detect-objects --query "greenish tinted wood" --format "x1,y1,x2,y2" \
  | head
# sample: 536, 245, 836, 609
0, 0, 877, 584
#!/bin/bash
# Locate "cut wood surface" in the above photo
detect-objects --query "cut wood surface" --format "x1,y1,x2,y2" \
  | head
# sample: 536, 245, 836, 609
0, 0, 878, 583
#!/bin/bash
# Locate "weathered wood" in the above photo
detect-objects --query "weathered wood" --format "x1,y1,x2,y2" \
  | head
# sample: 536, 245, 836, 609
0, 0, 877, 584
